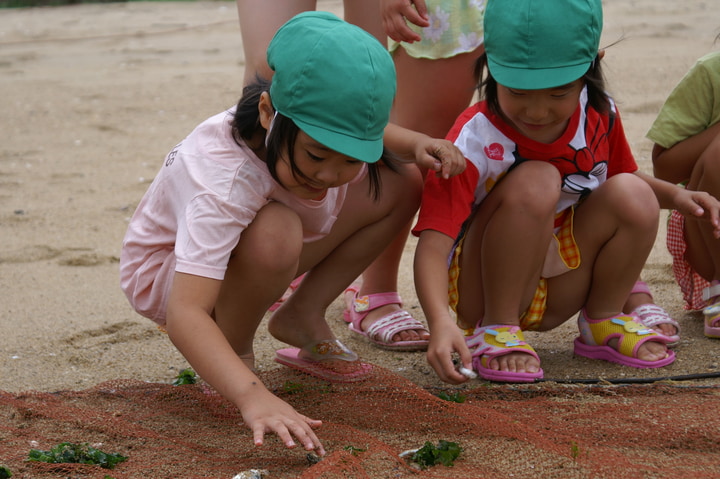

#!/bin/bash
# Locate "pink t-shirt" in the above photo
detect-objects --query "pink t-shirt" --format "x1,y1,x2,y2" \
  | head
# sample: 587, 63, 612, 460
120, 109, 366, 322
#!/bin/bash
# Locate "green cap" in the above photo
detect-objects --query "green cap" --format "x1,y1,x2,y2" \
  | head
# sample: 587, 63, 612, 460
267, 12, 396, 164
484, 0, 603, 90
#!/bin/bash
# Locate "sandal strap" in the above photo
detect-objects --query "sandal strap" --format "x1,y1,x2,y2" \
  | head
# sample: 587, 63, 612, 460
465, 325, 539, 361
702, 283, 720, 302
298, 339, 358, 362
705, 301, 720, 326
578, 311, 669, 358
631, 280, 652, 297
351, 291, 402, 313
364, 310, 426, 344
632, 304, 679, 329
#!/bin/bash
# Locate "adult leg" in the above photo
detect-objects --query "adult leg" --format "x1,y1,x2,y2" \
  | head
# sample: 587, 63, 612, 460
391, 45, 483, 138
344, 0, 386, 45
236, 1, 315, 85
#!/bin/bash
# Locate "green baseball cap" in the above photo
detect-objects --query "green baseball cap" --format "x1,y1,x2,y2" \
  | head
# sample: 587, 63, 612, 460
267, 11, 396, 164
484, 0, 603, 90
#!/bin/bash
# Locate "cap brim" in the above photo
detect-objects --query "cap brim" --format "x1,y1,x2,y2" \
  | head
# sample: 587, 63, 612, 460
488, 59, 591, 90
295, 119, 384, 164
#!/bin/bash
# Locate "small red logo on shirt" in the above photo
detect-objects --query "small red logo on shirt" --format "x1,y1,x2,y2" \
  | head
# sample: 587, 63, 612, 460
484, 143, 504, 161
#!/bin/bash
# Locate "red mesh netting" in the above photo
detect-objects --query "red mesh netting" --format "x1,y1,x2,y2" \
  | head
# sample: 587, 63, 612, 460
1, 365, 719, 478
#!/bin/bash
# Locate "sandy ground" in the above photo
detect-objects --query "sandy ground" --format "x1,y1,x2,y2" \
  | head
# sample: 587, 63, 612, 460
1, 0, 720, 395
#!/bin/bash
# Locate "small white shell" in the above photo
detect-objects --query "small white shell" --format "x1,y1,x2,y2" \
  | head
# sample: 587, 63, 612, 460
398, 448, 420, 458
232, 469, 269, 479
458, 366, 477, 379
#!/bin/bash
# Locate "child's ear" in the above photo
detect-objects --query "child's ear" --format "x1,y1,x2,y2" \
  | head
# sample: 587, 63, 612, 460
258, 92, 275, 129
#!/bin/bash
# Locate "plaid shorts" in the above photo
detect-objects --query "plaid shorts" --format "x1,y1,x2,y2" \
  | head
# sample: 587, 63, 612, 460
667, 209, 710, 310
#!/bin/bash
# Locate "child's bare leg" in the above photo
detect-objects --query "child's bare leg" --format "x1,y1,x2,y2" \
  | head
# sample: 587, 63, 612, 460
269, 163, 423, 347
352, 218, 430, 343
623, 281, 678, 337
458, 161, 561, 373
343, 0, 386, 46
685, 138, 720, 281
213, 202, 305, 369
236, 0, 315, 85
546, 174, 669, 362
391, 45, 483, 139
623, 288, 652, 313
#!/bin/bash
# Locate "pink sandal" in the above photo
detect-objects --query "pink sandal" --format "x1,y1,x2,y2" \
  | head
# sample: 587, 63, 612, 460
275, 339, 373, 383
343, 286, 429, 351
465, 324, 543, 383
630, 281, 680, 346
574, 309, 675, 368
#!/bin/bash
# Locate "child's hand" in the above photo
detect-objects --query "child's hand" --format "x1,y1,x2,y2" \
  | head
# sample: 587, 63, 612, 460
380, 0, 430, 43
675, 189, 720, 238
426, 326, 474, 384
415, 138, 466, 179
241, 388, 325, 455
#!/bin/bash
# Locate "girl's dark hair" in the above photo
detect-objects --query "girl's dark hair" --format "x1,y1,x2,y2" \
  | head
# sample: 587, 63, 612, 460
473, 53, 611, 116
231, 75, 398, 201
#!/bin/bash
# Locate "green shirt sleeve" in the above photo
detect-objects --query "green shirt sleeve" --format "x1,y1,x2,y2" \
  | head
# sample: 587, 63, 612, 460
646, 51, 720, 149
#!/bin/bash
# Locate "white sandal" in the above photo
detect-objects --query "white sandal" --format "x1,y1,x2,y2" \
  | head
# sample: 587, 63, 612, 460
630, 281, 680, 346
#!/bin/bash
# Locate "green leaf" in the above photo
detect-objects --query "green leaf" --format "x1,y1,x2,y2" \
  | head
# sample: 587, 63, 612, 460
436, 391, 466, 403
343, 445, 367, 456
0, 464, 12, 478
28, 443, 127, 470
172, 368, 198, 386
411, 440, 462, 469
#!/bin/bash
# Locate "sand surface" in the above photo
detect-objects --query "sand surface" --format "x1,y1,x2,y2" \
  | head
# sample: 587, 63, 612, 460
1, 0, 720, 395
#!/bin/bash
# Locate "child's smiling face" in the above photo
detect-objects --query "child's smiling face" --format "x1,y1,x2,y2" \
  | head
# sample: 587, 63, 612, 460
276, 130, 364, 200
497, 79, 584, 144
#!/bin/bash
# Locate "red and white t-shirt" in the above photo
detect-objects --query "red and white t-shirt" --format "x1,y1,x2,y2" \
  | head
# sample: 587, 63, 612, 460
413, 88, 637, 240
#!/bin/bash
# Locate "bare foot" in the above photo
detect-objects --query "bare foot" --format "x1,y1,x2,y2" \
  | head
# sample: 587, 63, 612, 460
267, 300, 335, 350
607, 336, 670, 361
486, 352, 541, 374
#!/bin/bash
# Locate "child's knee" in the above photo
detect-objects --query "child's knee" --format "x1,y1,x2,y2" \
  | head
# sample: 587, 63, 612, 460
607, 174, 659, 224
503, 162, 561, 212
236, 202, 303, 270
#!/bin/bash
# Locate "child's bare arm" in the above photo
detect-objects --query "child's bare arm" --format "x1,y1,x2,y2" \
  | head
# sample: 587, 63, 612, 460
165, 272, 325, 454
636, 171, 720, 238
652, 122, 720, 184
414, 230, 473, 384
384, 122, 466, 178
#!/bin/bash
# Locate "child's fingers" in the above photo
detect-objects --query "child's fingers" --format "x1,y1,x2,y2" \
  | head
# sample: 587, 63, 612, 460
290, 417, 325, 455
427, 143, 465, 179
